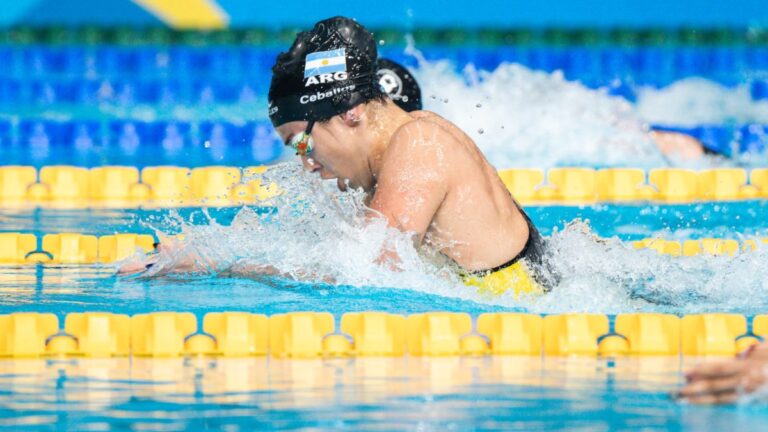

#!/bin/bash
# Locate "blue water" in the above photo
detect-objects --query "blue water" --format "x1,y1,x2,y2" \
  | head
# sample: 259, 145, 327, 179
0, 357, 767, 430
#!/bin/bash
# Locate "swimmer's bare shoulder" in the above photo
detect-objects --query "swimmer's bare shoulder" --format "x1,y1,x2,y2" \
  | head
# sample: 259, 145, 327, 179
370, 117, 462, 239
409, 110, 455, 128
409, 111, 482, 151
384, 115, 463, 170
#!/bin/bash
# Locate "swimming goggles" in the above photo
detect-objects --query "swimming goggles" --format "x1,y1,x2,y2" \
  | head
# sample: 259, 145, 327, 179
287, 120, 315, 156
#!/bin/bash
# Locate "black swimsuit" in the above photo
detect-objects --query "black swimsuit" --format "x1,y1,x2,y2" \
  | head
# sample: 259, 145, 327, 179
467, 203, 554, 292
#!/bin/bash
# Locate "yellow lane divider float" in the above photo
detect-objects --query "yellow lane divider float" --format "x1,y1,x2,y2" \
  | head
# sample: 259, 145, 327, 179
633, 237, 768, 256
0, 165, 280, 207
0, 311, 763, 358
0, 233, 154, 264
499, 167, 768, 203
1, 232, 766, 265
1, 166, 768, 207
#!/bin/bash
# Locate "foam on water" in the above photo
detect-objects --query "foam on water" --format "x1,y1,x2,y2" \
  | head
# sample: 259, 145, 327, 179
129, 162, 768, 315
405, 56, 768, 169
636, 78, 768, 127
413, 60, 669, 168
138, 163, 477, 301
528, 222, 768, 314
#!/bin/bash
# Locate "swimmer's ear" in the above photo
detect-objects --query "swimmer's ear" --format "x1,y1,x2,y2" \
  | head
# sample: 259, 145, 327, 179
339, 105, 364, 126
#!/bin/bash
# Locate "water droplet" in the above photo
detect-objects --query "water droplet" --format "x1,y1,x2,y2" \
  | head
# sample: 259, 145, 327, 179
430, 95, 437, 100
204, 140, 211, 148
478, 128, 485, 134
378, 39, 385, 45
443, 98, 449, 103
476, 103, 482, 108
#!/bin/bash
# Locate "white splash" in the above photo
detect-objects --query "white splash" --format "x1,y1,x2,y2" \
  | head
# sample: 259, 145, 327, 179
414, 60, 668, 168
135, 163, 768, 315
141, 163, 479, 304
636, 78, 768, 127
402, 49, 768, 169
526, 221, 768, 314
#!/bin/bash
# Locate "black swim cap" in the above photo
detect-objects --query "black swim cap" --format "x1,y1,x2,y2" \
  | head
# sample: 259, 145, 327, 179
268, 16, 381, 127
377, 58, 422, 112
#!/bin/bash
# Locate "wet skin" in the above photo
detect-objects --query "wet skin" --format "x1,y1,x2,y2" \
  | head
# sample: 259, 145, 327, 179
275, 100, 530, 272
677, 342, 768, 404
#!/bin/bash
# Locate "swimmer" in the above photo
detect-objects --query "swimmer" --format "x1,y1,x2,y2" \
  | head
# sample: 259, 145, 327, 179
376, 58, 423, 112
651, 129, 707, 160
122, 16, 551, 296
677, 341, 768, 404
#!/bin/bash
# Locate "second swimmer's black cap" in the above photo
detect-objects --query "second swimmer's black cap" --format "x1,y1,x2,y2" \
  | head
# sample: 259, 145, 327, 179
377, 58, 422, 112
268, 16, 381, 127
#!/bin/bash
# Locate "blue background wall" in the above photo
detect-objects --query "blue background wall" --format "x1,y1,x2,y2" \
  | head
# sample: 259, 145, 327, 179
2, 0, 767, 28
218, 0, 768, 28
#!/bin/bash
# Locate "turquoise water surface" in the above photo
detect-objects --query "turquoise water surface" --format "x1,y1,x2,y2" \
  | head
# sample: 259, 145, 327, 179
2, 357, 768, 431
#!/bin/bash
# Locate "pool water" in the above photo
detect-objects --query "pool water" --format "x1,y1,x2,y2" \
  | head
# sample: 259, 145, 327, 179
2, 200, 768, 317
3, 356, 768, 431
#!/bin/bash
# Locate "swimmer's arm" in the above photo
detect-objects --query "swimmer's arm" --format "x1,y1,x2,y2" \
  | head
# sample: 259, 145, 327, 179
222, 261, 336, 284
119, 248, 337, 283
118, 238, 336, 282
651, 131, 705, 159
369, 121, 450, 255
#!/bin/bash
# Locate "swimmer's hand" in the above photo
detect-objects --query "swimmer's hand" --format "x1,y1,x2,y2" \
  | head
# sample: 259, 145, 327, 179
117, 254, 159, 276
676, 342, 768, 404
117, 238, 202, 276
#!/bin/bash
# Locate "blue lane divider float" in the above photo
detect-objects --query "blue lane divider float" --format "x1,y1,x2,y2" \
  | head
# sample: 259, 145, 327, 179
0, 117, 764, 161
0, 45, 766, 88
0, 78, 267, 106
0, 74, 766, 107
0, 119, 285, 166
751, 79, 768, 101
0, 45, 282, 80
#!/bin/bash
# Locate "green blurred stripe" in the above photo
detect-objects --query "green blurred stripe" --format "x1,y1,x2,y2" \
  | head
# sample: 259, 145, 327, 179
0, 26, 766, 46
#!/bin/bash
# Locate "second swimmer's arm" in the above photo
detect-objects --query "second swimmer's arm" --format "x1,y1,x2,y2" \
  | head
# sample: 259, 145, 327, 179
651, 131, 705, 159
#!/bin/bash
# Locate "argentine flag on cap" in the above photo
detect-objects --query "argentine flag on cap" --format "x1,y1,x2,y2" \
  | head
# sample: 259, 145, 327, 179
304, 48, 347, 78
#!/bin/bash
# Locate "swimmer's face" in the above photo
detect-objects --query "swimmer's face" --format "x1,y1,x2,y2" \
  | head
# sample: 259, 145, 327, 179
276, 115, 372, 192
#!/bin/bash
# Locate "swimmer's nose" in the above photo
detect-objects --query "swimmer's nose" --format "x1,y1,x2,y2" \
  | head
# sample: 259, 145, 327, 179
301, 156, 322, 173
